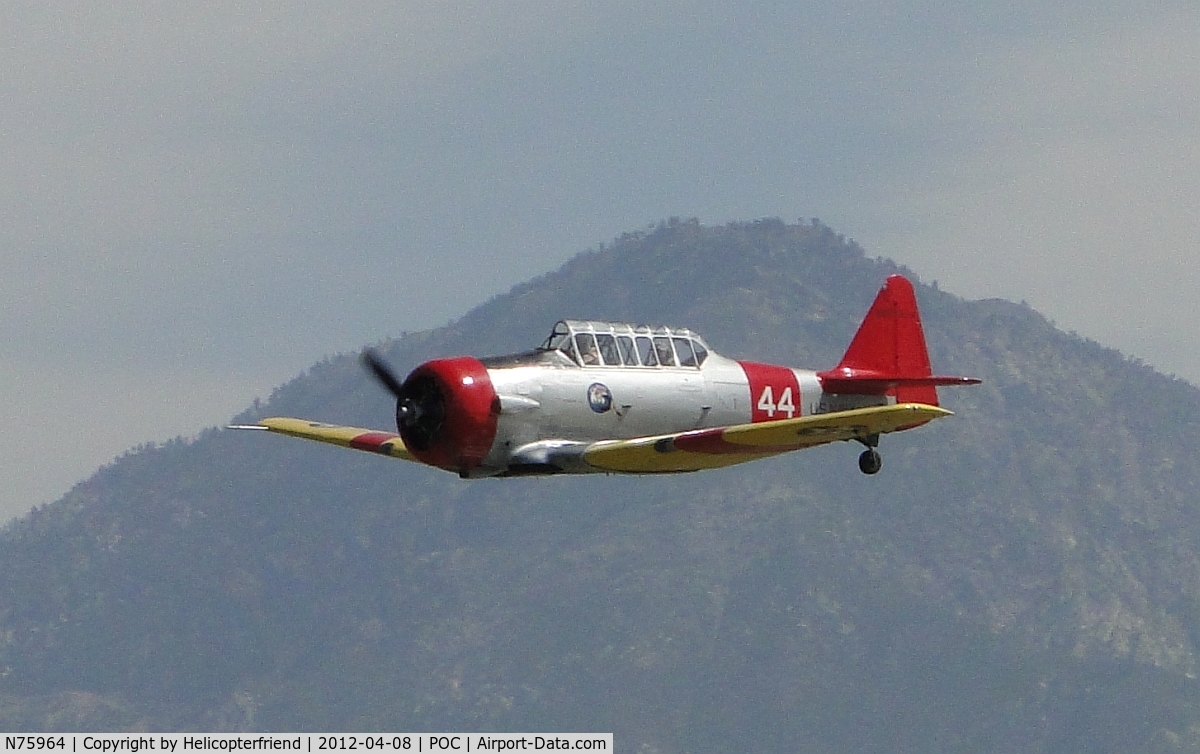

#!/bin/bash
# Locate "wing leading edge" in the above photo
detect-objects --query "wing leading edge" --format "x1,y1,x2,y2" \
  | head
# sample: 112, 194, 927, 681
231, 417, 415, 461
581, 403, 952, 473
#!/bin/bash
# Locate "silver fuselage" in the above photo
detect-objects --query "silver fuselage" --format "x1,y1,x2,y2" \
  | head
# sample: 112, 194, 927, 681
475, 348, 883, 476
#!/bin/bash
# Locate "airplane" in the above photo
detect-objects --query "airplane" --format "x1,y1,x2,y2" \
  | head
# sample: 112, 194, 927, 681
232, 275, 979, 477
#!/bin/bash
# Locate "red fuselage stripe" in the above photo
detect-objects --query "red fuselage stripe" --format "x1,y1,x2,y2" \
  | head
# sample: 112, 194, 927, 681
737, 360, 802, 422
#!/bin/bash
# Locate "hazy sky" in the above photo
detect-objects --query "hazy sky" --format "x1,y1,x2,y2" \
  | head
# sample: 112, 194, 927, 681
5, 2, 1199, 521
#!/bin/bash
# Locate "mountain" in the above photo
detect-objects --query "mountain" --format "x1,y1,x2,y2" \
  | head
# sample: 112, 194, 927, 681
4, 218, 1200, 751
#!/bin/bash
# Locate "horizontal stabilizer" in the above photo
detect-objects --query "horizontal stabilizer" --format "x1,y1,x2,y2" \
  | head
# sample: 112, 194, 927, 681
817, 369, 982, 395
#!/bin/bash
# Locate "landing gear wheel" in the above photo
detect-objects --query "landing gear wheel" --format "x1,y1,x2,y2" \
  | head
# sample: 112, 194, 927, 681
858, 448, 882, 475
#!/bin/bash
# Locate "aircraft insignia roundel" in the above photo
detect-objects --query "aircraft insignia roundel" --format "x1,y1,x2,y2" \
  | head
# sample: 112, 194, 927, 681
587, 383, 613, 413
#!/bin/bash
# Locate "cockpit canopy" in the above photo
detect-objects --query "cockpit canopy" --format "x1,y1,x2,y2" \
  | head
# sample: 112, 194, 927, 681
539, 320, 710, 369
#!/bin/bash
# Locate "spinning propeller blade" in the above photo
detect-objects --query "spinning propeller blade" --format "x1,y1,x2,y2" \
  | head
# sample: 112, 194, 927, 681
362, 349, 406, 398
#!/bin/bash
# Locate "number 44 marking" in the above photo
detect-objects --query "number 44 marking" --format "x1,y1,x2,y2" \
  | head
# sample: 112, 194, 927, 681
757, 385, 796, 418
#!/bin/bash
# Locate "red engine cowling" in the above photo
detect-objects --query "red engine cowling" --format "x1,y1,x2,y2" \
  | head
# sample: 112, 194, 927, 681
396, 357, 499, 473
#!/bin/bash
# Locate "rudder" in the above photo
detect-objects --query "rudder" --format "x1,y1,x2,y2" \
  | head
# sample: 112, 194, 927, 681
818, 275, 940, 405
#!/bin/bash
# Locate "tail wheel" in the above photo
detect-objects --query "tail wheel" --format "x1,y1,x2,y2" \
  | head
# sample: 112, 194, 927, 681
858, 448, 882, 475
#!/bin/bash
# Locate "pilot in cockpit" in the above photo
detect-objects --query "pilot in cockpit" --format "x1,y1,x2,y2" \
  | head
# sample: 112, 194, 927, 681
576, 334, 601, 366
653, 337, 676, 367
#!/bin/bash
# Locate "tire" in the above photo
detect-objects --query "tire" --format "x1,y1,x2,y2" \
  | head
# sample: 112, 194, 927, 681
858, 449, 882, 475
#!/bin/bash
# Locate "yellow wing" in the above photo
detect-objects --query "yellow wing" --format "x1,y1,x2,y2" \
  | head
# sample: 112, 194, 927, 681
582, 403, 951, 473
230, 417, 415, 462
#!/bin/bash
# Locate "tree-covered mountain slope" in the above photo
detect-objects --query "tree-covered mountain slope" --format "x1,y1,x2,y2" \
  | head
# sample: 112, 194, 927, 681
4, 218, 1200, 751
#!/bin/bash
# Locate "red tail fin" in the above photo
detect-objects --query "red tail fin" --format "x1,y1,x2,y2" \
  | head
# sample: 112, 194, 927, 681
816, 275, 979, 406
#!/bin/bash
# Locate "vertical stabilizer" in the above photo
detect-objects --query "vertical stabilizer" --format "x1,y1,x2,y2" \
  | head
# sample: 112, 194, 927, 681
817, 275, 940, 405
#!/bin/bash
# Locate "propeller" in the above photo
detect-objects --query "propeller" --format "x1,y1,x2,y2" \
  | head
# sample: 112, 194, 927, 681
362, 348, 406, 399
361, 348, 445, 449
